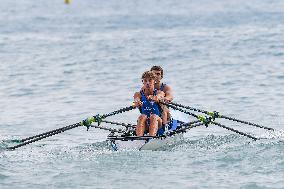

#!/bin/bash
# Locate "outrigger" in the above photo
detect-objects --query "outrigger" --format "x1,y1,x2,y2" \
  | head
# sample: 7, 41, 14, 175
6, 102, 276, 151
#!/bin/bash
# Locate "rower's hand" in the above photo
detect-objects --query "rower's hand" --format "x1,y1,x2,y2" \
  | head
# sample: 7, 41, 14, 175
162, 97, 171, 103
148, 95, 159, 102
133, 99, 142, 107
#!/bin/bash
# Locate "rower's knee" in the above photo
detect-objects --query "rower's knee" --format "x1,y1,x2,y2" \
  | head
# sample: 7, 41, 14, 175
149, 114, 160, 122
138, 114, 147, 121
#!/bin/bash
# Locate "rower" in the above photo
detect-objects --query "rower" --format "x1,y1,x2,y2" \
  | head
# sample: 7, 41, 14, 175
150, 66, 173, 126
133, 71, 165, 136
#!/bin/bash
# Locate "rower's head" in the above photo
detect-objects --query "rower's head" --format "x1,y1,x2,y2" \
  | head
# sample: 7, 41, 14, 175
141, 71, 156, 90
150, 65, 163, 81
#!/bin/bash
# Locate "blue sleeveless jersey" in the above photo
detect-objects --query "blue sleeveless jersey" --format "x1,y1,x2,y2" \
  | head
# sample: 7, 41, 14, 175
139, 87, 179, 136
140, 90, 161, 118
138, 83, 166, 114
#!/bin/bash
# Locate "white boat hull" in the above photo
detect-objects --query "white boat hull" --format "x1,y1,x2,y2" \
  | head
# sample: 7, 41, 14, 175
110, 133, 183, 151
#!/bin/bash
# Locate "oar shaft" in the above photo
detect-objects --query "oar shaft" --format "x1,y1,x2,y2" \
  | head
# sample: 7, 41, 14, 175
176, 122, 204, 133
8, 105, 136, 150
15, 106, 135, 142
7, 123, 81, 150
212, 122, 258, 140
20, 124, 77, 142
101, 120, 136, 128
180, 120, 201, 127
101, 106, 135, 118
166, 121, 204, 136
169, 102, 209, 114
220, 115, 274, 131
162, 103, 199, 119
108, 135, 159, 140
169, 102, 274, 131
90, 124, 125, 133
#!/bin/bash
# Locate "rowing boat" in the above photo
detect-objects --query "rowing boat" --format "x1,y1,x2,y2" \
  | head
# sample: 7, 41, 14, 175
108, 109, 190, 151
6, 102, 273, 151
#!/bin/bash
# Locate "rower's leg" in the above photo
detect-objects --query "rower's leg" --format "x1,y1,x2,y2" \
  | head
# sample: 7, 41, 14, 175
149, 114, 162, 136
136, 114, 147, 136
162, 106, 170, 125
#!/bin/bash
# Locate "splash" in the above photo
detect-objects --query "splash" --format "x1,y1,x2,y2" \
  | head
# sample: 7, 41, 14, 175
258, 129, 284, 140
0, 137, 20, 151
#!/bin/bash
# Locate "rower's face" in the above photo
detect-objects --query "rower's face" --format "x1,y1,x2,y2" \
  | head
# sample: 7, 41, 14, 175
152, 70, 162, 81
142, 78, 155, 89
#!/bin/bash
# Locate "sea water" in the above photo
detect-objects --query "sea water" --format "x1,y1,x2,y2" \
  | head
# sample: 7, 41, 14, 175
0, 0, 284, 188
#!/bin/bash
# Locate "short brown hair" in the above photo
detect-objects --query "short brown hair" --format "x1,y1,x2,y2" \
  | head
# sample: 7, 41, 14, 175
141, 71, 156, 80
150, 65, 163, 78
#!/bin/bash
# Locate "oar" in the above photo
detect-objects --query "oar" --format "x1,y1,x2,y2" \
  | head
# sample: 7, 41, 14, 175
100, 120, 136, 128
161, 103, 200, 119
90, 124, 126, 133
7, 123, 81, 150
10, 124, 77, 143
107, 135, 161, 141
168, 102, 274, 131
165, 120, 204, 136
12, 105, 135, 143
212, 122, 258, 140
7, 105, 136, 150
162, 103, 259, 140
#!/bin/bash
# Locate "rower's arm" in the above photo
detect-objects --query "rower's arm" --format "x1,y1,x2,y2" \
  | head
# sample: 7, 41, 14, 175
147, 91, 165, 102
133, 92, 142, 107
163, 85, 173, 102
156, 91, 165, 102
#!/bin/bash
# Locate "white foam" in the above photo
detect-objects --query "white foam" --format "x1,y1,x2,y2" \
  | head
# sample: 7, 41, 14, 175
258, 129, 284, 139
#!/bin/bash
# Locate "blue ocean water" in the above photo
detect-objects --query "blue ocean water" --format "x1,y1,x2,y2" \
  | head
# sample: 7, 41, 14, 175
0, 0, 284, 188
